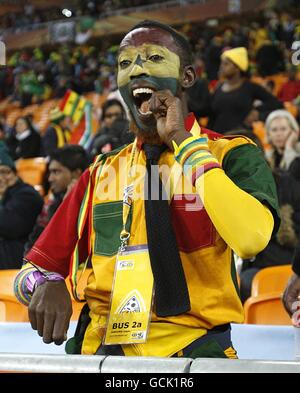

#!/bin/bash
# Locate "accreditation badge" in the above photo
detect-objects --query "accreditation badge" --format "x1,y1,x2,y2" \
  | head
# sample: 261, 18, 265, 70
103, 245, 154, 345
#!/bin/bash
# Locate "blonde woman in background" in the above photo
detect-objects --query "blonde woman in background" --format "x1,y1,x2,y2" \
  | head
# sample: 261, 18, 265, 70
265, 109, 300, 171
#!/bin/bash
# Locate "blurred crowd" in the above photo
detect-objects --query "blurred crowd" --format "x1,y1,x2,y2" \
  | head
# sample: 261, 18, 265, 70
0, 0, 155, 33
1, 9, 300, 108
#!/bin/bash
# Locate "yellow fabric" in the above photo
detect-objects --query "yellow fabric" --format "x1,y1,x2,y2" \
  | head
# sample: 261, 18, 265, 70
49, 107, 64, 122
53, 125, 70, 148
172, 135, 202, 155
196, 168, 274, 259
222, 47, 249, 72
81, 142, 248, 356
63, 91, 79, 117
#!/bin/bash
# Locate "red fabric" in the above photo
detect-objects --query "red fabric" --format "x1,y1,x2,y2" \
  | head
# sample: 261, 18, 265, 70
201, 127, 223, 140
59, 89, 72, 111
170, 194, 216, 253
278, 81, 300, 102
25, 169, 91, 277
184, 113, 223, 140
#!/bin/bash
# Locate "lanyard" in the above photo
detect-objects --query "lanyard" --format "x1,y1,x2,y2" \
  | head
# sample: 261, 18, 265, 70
119, 139, 138, 252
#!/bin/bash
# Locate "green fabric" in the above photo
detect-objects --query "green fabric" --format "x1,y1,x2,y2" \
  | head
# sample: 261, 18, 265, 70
187, 339, 228, 359
20, 72, 44, 96
65, 303, 90, 355
65, 336, 82, 355
93, 201, 132, 256
222, 144, 280, 235
231, 252, 240, 296
0, 141, 15, 169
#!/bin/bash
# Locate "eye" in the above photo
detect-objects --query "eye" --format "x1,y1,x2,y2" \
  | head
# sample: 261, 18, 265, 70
149, 54, 164, 62
119, 59, 132, 69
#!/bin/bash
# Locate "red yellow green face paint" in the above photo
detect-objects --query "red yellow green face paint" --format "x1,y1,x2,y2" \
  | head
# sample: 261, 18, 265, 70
117, 27, 181, 132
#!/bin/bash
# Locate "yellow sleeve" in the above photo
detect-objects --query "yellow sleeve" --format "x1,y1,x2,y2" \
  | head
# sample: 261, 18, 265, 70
195, 168, 274, 259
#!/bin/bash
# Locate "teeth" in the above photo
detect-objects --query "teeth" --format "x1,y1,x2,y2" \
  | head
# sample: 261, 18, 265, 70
133, 88, 154, 97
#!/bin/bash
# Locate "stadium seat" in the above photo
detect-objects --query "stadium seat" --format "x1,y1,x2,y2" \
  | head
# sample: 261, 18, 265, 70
244, 291, 292, 325
5, 107, 22, 128
16, 157, 47, 194
0, 269, 28, 322
0, 301, 6, 322
252, 121, 271, 151
251, 265, 293, 297
266, 74, 289, 96
284, 101, 298, 118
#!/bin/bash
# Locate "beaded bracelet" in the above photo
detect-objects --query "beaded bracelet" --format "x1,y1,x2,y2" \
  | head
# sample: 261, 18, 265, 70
173, 135, 221, 185
14, 262, 65, 306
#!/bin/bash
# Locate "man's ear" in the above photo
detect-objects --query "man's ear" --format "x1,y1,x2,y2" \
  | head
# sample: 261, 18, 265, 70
181, 65, 196, 89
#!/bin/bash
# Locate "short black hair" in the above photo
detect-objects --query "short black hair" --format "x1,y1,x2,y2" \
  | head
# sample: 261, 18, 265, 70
129, 19, 192, 67
101, 99, 125, 121
50, 145, 89, 172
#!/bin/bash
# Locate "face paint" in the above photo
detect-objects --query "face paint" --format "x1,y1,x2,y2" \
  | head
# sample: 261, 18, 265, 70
117, 43, 181, 132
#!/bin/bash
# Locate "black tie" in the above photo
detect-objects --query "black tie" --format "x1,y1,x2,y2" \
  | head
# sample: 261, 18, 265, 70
143, 144, 191, 317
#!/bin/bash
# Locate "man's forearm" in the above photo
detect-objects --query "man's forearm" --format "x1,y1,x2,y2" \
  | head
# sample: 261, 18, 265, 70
174, 135, 274, 258
196, 168, 274, 258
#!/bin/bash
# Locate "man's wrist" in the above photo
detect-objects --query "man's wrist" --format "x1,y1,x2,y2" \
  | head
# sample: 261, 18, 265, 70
26, 270, 65, 294
169, 130, 191, 150
173, 135, 221, 185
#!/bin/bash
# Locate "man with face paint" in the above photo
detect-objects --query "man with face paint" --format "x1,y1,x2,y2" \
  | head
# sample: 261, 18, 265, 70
14, 21, 280, 358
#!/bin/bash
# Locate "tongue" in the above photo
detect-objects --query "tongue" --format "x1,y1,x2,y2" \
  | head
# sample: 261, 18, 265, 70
140, 100, 150, 114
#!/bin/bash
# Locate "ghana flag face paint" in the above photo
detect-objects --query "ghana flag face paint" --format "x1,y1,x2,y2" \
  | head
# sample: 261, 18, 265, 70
117, 28, 181, 132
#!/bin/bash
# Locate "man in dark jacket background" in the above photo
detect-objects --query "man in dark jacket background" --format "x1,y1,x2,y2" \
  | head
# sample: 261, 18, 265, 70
24, 145, 89, 254
0, 141, 43, 269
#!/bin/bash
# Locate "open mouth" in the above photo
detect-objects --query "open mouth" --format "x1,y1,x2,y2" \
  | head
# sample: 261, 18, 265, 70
132, 87, 154, 116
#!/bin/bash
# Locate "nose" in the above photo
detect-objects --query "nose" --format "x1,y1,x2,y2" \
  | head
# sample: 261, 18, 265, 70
129, 63, 149, 80
48, 173, 55, 183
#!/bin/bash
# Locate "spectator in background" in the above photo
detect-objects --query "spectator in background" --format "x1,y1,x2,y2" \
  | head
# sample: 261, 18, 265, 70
240, 112, 300, 302
278, 67, 300, 103
240, 169, 300, 302
265, 109, 300, 171
255, 38, 285, 77
208, 47, 282, 133
24, 145, 90, 254
186, 55, 211, 120
186, 77, 211, 120
204, 36, 223, 81
6, 115, 41, 160
18, 64, 44, 107
42, 107, 71, 157
89, 99, 133, 158
0, 141, 43, 268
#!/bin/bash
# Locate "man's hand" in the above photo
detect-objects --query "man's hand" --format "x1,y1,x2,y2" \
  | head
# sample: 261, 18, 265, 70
28, 281, 73, 345
149, 90, 190, 149
282, 273, 300, 317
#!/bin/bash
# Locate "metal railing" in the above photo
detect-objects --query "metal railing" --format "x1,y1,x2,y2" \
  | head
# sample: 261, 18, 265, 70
1, 353, 300, 373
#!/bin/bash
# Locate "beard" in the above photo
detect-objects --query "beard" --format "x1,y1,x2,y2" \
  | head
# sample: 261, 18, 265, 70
129, 118, 163, 145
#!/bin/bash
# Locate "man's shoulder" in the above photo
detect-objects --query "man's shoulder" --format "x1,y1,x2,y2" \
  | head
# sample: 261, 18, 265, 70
202, 127, 256, 165
94, 143, 133, 162
89, 143, 133, 174
7, 180, 43, 205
